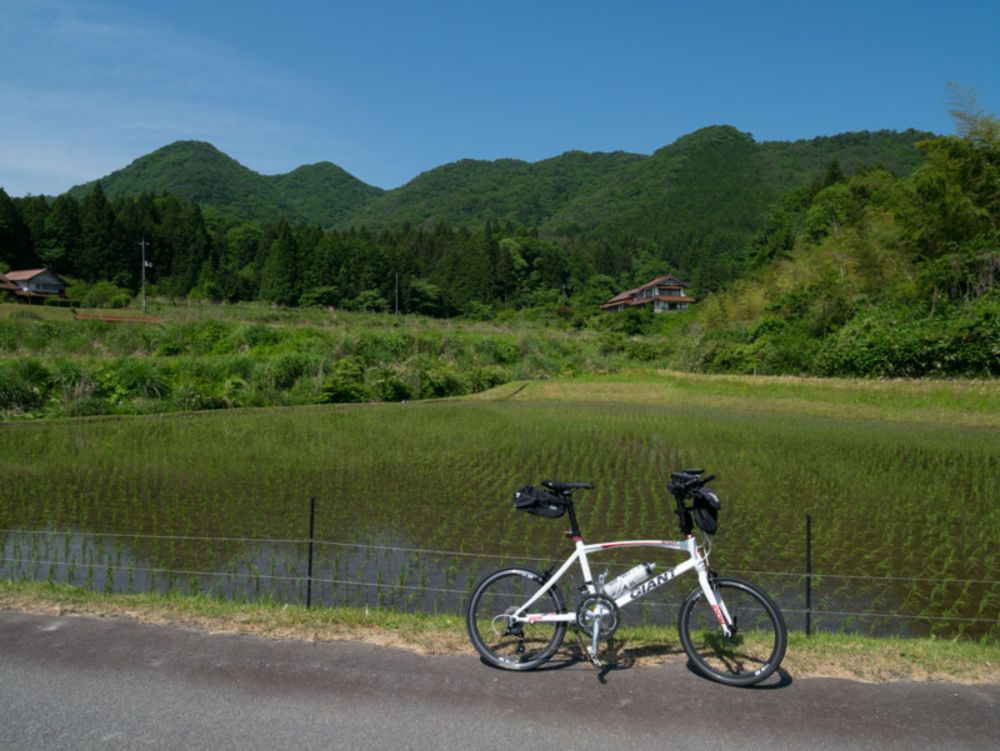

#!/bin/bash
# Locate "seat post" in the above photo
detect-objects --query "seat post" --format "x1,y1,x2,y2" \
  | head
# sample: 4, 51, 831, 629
565, 497, 583, 539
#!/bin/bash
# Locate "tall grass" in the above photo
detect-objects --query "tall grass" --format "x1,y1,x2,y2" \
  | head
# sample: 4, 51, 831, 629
0, 301, 646, 418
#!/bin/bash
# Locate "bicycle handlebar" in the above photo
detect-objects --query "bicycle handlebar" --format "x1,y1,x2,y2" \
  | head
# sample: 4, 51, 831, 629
669, 470, 716, 536
669, 472, 714, 500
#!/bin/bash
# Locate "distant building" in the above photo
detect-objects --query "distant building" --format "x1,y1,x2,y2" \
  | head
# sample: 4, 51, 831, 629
0, 268, 69, 303
601, 274, 694, 313
0, 273, 19, 297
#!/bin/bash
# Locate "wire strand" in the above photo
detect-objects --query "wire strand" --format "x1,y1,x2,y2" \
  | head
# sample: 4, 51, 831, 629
4, 528, 998, 586
0, 557, 467, 596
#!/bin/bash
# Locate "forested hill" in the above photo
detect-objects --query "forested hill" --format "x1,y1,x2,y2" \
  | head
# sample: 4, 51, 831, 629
68, 141, 384, 226
63, 128, 931, 241
349, 127, 933, 233
346, 126, 933, 282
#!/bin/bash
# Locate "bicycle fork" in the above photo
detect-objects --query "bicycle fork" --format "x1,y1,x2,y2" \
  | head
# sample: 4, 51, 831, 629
697, 569, 734, 638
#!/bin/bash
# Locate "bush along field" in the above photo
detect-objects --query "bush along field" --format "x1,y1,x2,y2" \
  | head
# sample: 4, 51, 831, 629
0, 302, 673, 419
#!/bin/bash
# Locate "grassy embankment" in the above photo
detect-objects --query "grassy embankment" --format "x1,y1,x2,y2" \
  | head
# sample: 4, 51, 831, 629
0, 300, 661, 419
2, 579, 996, 684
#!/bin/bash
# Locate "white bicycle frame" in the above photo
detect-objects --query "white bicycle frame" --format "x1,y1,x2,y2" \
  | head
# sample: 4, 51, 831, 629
512, 536, 733, 637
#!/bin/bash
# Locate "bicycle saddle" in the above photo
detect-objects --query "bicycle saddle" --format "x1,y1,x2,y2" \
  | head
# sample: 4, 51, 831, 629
541, 480, 594, 493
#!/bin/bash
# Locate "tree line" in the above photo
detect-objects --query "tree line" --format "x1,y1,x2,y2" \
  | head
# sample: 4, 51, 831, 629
0, 181, 707, 316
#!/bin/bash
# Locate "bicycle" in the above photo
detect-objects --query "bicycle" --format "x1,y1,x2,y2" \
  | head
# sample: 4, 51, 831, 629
465, 469, 787, 686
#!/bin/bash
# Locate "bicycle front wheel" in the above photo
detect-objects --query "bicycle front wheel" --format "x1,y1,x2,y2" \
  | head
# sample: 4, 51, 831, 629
466, 567, 566, 671
678, 576, 787, 687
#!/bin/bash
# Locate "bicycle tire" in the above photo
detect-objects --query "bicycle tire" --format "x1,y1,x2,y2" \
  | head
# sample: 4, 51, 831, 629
466, 567, 566, 670
678, 576, 787, 687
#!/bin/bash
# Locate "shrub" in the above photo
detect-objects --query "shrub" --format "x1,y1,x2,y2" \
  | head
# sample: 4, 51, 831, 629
474, 336, 520, 366
99, 358, 169, 401
462, 301, 494, 321
320, 357, 370, 403
816, 306, 933, 377
419, 363, 467, 399
344, 290, 389, 313
0, 358, 50, 412
355, 330, 412, 364
214, 323, 281, 353
48, 359, 98, 404
933, 293, 1000, 375
623, 338, 660, 362
368, 366, 415, 402
699, 340, 759, 375
299, 286, 340, 308
253, 352, 321, 391
77, 281, 132, 309
805, 183, 853, 240
598, 332, 626, 355
468, 365, 509, 392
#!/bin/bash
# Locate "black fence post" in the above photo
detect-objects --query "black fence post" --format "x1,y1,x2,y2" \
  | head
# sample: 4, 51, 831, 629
805, 513, 813, 636
306, 496, 316, 609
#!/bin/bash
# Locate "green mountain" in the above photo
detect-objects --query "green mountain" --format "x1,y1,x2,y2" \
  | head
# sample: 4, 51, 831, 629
268, 161, 383, 227
345, 126, 933, 274
68, 141, 383, 226
67, 127, 932, 257
345, 149, 645, 229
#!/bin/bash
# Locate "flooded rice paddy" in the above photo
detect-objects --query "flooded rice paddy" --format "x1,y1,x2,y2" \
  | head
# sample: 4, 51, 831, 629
1, 399, 997, 639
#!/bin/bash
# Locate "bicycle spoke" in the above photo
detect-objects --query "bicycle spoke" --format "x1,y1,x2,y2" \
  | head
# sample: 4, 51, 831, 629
679, 578, 787, 686
467, 568, 566, 670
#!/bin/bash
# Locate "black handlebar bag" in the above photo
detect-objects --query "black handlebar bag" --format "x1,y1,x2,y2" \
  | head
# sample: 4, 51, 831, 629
693, 488, 722, 535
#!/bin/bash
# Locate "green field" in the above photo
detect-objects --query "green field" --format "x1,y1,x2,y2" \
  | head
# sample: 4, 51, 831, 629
1, 372, 998, 640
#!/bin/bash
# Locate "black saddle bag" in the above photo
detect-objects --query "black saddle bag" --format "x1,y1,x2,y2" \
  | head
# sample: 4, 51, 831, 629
513, 485, 566, 519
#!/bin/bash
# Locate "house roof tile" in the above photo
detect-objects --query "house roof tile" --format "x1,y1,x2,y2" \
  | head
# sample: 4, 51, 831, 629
3, 269, 49, 282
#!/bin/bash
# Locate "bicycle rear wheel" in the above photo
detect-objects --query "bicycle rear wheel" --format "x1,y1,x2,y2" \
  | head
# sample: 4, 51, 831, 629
678, 576, 787, 687
466, 567, 566, 670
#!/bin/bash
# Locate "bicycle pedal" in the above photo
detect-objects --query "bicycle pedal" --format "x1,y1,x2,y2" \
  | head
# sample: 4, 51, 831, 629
586, 646, 604, 668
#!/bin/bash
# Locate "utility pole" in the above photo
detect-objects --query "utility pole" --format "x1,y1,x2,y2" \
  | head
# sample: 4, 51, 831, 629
137, 239, 152, 313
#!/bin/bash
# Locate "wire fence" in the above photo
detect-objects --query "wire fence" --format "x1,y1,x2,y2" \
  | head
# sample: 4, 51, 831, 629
2, 525, 998, 639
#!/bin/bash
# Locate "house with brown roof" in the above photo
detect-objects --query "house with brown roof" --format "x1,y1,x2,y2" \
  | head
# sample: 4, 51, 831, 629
0, 268, 68, 303
0, 273, 19, 296
601, 274, 694, 313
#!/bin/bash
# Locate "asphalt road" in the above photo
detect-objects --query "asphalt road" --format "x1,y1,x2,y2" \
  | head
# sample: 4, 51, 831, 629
1, 610, 998, 750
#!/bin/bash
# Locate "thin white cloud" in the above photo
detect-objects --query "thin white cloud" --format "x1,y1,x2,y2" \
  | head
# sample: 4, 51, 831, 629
0, 0, 325, 195
52, 16, 139, 43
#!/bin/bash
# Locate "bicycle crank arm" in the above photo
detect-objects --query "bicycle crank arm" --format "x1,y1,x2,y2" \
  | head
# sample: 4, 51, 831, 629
587, 618, 603, 668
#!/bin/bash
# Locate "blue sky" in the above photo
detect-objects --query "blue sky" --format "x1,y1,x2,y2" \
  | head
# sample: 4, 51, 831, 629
2, 0, 998, 196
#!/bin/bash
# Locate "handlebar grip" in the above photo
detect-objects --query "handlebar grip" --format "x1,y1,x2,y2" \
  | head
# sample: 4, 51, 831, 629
701, 475, 716, 485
